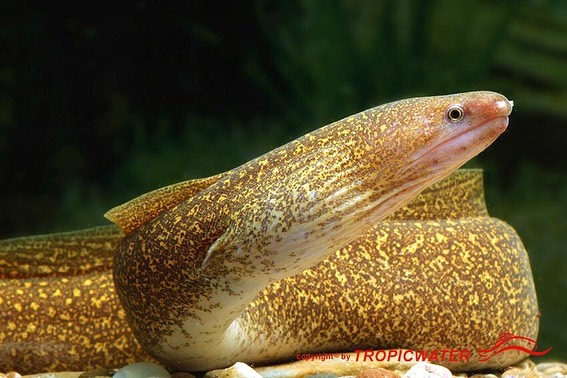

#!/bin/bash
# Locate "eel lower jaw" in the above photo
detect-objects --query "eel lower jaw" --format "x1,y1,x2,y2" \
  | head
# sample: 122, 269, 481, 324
412, 115, 509, 174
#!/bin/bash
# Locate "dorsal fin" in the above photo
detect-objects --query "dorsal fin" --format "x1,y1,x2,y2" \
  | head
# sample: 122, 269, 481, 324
104, 171, 229, 235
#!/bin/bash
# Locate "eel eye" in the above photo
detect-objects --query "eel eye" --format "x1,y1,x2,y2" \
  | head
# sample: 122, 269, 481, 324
445, 105, 465, 123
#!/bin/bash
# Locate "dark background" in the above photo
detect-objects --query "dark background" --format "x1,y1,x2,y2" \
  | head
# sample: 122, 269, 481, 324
1, 0, 566, 362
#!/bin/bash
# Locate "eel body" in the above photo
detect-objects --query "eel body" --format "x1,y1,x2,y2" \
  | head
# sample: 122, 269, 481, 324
0, 91, 538, 374
108, 91, 527, 371
0, 227, 150, 371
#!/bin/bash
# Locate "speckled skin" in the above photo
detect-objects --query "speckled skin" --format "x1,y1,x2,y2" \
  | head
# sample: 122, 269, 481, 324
0, 92, 532, 374
0, 171, 537, 374
0, 227, 150, 372
107, 92, 525, 372
237, 170, 539, 372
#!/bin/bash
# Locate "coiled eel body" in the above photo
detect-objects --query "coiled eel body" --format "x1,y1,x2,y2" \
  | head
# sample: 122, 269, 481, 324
0, 91, 538, 374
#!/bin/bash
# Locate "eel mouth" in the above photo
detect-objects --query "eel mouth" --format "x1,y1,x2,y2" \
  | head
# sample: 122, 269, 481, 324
411, 114, 510, 170
429, 115, 509, 164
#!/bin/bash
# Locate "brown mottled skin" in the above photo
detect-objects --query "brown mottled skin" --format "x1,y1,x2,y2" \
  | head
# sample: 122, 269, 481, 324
0, 227, 151, 372
238, 170, 538, 372
0, 92, 538, 374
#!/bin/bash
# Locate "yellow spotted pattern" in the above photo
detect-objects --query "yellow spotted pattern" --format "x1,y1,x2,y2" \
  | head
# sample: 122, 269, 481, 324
0, 92, 536, 374
0, 227, 150, 373
236, 170, 538, 372
0, 171, 537, 374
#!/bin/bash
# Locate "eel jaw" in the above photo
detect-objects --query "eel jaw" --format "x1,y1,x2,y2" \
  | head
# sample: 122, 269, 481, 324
411, 94, 512, 175
424, 114, 509, 170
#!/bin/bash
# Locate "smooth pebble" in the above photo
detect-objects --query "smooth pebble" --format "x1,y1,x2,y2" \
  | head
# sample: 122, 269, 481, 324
358, 367, 400, 377
214, 362, 262, 378
113, 362, 170, 378
402, 362, 452, 378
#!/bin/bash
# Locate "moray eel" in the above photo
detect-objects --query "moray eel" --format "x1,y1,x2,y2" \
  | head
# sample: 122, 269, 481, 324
0, 91, 538, 374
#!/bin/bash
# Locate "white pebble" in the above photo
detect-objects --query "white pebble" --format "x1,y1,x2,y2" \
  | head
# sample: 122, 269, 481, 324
114, 362, 171, 378
215, 362, 262, 378
403, 362, 452, 378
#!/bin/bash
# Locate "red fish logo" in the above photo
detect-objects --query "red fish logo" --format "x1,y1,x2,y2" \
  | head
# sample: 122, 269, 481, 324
478, 332, 552, 362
